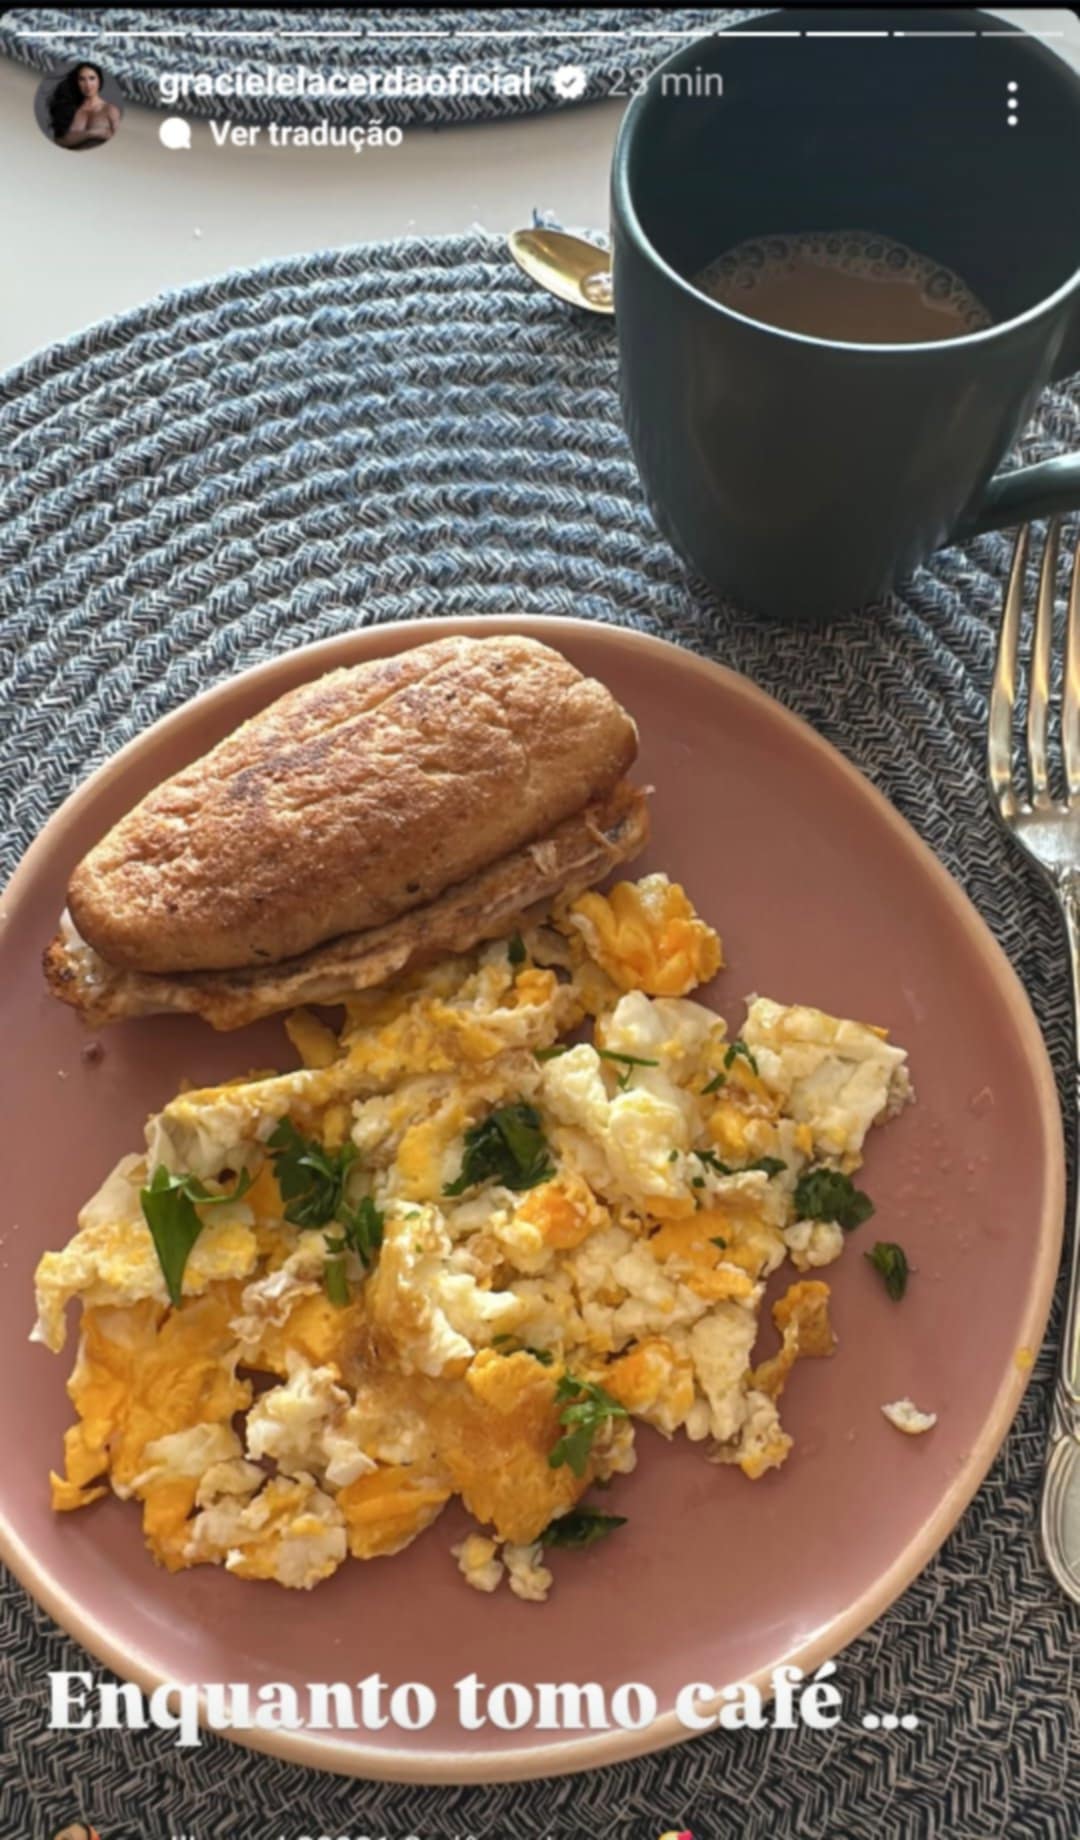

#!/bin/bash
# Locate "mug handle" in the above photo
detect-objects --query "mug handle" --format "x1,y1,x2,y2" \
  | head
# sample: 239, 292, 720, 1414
1052, 307, 1080, 386
959, 452, 1080, 538
959, 302, 1080, 538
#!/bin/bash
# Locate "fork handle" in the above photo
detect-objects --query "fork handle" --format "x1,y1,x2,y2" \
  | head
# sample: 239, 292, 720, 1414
1056, 871, 1080, 1418
1042, 871, 1080, 1601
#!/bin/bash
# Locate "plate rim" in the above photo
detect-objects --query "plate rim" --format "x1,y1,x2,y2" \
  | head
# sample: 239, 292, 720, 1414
0, 613, 1065, 1783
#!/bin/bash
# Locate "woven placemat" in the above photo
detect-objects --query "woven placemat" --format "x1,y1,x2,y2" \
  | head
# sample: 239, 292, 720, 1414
2, 232, 1078, 1838
0, 6, 755, 127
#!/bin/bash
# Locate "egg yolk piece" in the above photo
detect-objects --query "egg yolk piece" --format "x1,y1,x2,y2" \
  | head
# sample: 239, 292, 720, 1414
705, 1064, 780, 1162
752, 1279, 837, 1398
513, 967, 559, 1008
51, 1287, 251, 1513
337, 1464, 453, 1559
140, 1476, 204, 1571
427, 1351, 599, 1546
515, 1174, 609, 1250
645, 1216, 759, 1303
568, 876, 722, 997
683, 1204, 785, 1284
603, 1336, 696, 1431
241, 1290, 367, 1378
285, 1008, 343, 1070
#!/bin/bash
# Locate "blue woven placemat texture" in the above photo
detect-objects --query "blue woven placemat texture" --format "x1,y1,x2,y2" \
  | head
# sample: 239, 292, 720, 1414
1, 232, 1079, 1839
0, 7, 758, 126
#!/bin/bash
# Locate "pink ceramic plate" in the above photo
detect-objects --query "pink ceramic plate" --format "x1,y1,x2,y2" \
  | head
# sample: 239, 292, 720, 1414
0, 617, 1063, 1782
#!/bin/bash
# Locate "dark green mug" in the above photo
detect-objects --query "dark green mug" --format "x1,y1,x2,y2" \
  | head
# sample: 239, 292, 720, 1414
611, 6, 1080, 621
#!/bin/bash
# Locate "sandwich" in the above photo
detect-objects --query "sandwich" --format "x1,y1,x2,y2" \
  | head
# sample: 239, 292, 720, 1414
43, 633, 650, 1029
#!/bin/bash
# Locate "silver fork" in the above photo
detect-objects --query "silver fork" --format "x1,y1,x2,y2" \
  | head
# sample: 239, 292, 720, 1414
989, 516, 1080, 1602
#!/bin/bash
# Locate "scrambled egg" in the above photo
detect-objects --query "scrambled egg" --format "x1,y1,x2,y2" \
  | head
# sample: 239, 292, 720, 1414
34, 875, 912, 1597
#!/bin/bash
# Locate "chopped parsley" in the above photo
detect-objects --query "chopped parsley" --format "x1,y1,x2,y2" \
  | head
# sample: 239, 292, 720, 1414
338, 1194, 385, 1269
268, 1119, 382, 1304
507, 932, 527, 968
322, 1203, 383, 1300
694, 1148, 731, 1176
724, 1039, 759, 1076
322, 1214, 382, 1301
794, 1167, 874, 1231
694, 1149, 787, 1181
702, 1071, 727, 1095
548, 1374, 628, 1477
444, 1102, 554, 1196
596, 1047, 660, 1093
710, 1235, 728, 1250
536, 1046, 662, 1085
268, 1118, 357, 1229
864, 1240, 909, 1301
542, 1506, 628, 1549
140, 1165, 252, 1308
323, 1253, 350, 1308
596, 1049, 660, 1070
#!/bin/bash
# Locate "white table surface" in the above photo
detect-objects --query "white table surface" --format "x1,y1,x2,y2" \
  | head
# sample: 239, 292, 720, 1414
1, 7, 1077, 377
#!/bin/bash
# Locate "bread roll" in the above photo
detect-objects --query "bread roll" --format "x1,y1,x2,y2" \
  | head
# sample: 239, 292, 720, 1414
66, 636, 638, 974
45, 782, 649, 1030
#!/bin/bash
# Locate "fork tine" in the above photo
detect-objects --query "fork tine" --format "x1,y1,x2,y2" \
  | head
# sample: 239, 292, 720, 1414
989, 525, 1029, 817
1027, 517, 1060, 808
1064, 532, 1080, 799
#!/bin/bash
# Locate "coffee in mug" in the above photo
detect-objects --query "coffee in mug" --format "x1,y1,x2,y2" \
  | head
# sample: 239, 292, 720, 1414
694, 230, 991, 345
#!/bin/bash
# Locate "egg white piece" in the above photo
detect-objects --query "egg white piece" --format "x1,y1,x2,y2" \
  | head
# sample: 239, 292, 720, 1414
245, 1351, 376, 1488
881, 1397, 937, 1435
129, 1421, 245, 1494
783, 1218, 846, 1271
742, 996, 912, 1167
367, 1206, 526, 1376
541, 1047, 693, 1209
504, 1540, 553, 1603
688, 1307, 762, 1443
148, 1070, 331, 1180
186, 1464, 348, 1589
453, 1532, 505, 1594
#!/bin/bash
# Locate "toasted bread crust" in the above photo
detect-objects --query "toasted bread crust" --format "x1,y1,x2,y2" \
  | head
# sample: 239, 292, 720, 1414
45, 783, 649, 1030
66, 636, 638, 974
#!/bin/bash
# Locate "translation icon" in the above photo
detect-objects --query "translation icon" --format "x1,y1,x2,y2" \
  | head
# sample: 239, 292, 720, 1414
159, 115, 192, 150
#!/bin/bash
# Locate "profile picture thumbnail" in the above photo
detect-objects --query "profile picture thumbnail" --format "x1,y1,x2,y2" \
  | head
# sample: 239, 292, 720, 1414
35, 60, 124, 150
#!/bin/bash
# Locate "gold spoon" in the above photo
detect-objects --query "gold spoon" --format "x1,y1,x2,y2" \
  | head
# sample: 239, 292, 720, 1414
507, 227, 614, 315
